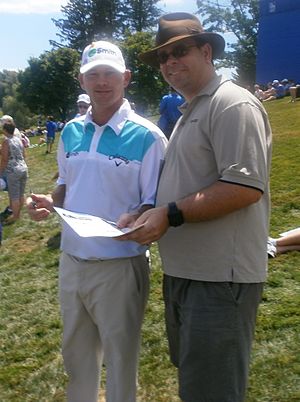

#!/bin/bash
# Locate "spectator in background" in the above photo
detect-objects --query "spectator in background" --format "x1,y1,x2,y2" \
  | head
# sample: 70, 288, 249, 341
254, 84, 264, 101
0, 177, 7, 191
57, 121, 66, 131
263, 79, 285, 101
0, 122, 28, 223
45, 115, 57, 154
75, 93, 91, 117
0, 115, 22, 139
273, 79, 286, 98
281, 78, 291, 96
268, 229, 300, 257
158, 87, 184, 139
261, 82, 276, 101
0, 115, 20, 220
289, 84, 300, 103
20, 131, 30, 148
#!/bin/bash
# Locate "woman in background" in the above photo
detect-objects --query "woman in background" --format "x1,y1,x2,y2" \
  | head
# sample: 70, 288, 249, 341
0, 121, 28, 223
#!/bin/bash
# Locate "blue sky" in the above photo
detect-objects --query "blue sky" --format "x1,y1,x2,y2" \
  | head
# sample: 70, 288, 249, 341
0, 0, 234, 77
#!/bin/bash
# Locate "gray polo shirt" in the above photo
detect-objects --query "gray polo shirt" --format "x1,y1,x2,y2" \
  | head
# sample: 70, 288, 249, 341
156, 75, 272, 283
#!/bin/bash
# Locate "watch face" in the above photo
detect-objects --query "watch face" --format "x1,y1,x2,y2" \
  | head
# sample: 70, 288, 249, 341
168, 202, 184, 227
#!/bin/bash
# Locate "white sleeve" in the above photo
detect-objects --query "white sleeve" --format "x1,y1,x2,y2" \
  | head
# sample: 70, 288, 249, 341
139, 135, 167, 206
56, 136, 66, 186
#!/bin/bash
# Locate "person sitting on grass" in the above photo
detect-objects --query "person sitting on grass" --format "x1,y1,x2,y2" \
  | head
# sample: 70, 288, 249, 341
263, 80, 285, 102
268, 229, 300, 257
254, 84, 264, 101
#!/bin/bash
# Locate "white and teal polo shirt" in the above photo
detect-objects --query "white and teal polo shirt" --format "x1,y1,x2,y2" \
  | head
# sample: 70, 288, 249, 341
57, 99, 167, 260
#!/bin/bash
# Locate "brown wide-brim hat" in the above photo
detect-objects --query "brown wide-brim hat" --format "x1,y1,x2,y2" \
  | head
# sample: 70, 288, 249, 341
139, 12, 225, 68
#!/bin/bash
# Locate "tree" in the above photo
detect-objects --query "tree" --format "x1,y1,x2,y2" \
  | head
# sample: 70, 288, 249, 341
51, 0, 121, 50
127, 0, 161, 32
1, 95, 33, 130
49, 0, 162, 111
51, 0, 161, 52
0, 70, 19, 108
0, 70, 35, 129
18, 48, 81, 121
196, 0, 259, 85
121, 31, 168, 115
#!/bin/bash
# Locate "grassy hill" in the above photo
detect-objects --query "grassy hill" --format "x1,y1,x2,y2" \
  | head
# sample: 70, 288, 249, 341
0, 98, 300, 401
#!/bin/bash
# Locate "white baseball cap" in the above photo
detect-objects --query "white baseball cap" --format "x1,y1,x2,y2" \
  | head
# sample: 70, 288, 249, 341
80, 41, 126, 74
77, 94, 91, 104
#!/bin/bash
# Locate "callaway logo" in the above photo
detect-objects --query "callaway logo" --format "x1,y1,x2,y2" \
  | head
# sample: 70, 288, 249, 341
88, 47, 117, 59
109, 155, 130, 167
66, 152, 79, 158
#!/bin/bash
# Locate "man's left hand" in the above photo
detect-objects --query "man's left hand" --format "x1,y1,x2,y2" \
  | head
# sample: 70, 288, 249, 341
116, 206, 169, 245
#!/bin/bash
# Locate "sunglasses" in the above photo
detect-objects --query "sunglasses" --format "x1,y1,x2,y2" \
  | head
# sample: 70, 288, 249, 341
157, 44, 198, 65
78, 104, 89, 109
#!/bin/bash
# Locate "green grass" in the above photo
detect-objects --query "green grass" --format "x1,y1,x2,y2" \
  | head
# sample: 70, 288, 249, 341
1, 98, 300, 401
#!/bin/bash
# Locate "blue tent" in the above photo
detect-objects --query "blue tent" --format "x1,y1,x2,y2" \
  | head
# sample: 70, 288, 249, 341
256, 0, 300, 84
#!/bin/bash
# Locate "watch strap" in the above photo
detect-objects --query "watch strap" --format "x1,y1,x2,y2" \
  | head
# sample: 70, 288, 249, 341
167, 202, 184, 227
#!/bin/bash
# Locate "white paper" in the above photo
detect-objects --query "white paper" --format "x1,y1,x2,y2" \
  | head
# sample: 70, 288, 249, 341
54, 207, 144, 238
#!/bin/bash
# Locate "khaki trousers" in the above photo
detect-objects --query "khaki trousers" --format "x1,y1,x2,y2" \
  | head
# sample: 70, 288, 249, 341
59, 252, 150, 402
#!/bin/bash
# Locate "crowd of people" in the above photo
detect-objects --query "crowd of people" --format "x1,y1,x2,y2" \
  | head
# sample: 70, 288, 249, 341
0, 10, 299, 402
253, 78, 299, 102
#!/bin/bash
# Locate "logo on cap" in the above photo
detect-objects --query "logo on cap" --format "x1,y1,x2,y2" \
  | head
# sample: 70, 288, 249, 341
88, 48, 97, 58
80, 40, 126, 74
87, 47, 118, 60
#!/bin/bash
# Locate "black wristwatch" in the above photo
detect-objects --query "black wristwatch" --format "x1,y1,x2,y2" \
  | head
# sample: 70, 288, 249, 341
167, 202, 184, 227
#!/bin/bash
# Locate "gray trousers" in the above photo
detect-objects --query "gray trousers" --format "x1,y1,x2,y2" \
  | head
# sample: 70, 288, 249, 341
163, 275, 264, 402
59, 252, 149, 402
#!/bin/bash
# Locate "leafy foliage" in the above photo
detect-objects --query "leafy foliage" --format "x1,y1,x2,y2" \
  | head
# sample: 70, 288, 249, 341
51, 0, 161, 52
1, 95, 33, 130
122, 31, 168, 114
196, 0, 259, 85
2, 1, 165, 122
0, 70, 36, 129
128, 0, 161, 32
18, 48, 81, 121
0, 70, 19, 108
37, 0, 164, 116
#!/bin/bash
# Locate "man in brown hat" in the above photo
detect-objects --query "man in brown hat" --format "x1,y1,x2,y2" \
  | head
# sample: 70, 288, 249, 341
118, 12, 272, 402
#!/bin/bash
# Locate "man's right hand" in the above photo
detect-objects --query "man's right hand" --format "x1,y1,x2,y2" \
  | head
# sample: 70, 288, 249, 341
26, 193, 54, 221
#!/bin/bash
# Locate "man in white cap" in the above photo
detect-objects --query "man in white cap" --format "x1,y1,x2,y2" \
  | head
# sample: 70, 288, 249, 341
75, 93, 91, 117
119, 12, 272, 402
27, 40, 167, 402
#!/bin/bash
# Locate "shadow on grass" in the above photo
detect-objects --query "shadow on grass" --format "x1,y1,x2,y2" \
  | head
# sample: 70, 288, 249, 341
47, 231, 61, 249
